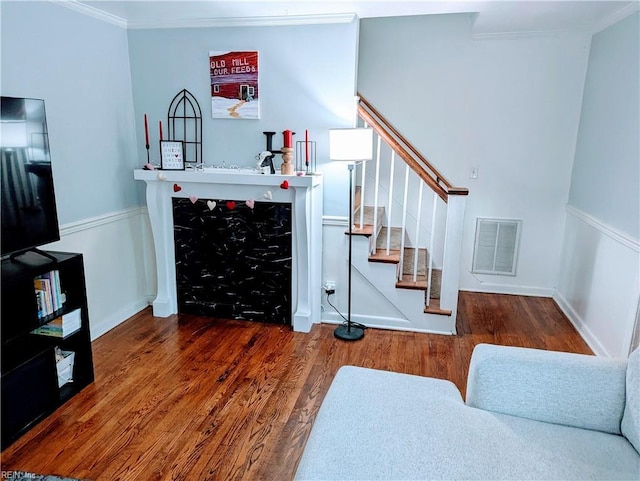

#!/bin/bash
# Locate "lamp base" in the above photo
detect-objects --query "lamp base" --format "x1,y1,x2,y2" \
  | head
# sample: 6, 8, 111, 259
334, 324, 365, 341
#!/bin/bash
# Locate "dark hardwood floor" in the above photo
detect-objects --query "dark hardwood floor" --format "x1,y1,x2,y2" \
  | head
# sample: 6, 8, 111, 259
1, 292, 592, 480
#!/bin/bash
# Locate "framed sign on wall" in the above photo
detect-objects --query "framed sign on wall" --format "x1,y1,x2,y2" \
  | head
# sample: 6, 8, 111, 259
160, 140, 185, 170
210, 51, 259, 119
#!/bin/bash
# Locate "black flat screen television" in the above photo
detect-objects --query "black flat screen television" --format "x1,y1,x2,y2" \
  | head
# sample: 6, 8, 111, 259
1, 96, 60, 258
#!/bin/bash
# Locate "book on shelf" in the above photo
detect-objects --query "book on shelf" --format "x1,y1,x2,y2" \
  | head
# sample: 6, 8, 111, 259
31, 308, 82, 338
34, 269, 65, 319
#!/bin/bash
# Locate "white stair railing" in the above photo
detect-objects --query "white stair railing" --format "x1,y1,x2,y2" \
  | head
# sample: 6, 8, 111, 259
398, 164, 410, 280
356, 94, 468, 327
359, 121, 369, 230
371, 134, 382, 255
412, 181, 424, 282
425, 191, 438, 307
385, 151, 396, 255
359, 161, 366, 229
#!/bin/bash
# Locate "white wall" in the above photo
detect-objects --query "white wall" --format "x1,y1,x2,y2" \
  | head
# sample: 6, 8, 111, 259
556, 12, 640, 358
1, 1, 140, 224
126, 20, 359, 216
567, 13, 640, 240
1, 2, 150, 338
356, 14, 592, 296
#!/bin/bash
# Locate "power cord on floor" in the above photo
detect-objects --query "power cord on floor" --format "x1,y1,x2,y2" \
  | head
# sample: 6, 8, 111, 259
325, 292, 367, 330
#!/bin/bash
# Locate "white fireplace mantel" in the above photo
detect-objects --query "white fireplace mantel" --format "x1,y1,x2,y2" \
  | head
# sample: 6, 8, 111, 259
134, 168, 323, 332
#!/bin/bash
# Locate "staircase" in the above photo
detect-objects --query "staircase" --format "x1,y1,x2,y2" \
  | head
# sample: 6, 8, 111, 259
347, 95, 468, 334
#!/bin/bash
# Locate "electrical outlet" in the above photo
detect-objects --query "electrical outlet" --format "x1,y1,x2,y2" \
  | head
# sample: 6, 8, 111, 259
323, 281, 336, 295
469, 165, 479, 179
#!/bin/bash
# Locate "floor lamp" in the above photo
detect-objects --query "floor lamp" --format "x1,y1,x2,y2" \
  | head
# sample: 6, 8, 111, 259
329, 128, 374, 341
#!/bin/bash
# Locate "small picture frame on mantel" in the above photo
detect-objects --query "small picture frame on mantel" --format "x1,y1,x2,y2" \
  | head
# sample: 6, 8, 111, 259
160, 140, 185, 170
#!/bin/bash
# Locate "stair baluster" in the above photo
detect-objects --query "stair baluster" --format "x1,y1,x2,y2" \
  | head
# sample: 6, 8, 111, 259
398, 164, 410, 280
426, 191, 438, 307
359, 158, 366, 230
371, 134, 382, 255
385, 151, 396, 255
413, 180, 424, 282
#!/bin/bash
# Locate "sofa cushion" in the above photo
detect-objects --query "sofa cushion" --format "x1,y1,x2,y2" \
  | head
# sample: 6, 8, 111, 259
466, 344, 627, 434
622, 348, 640, 454
490, 410, 640, 480
295, 366, 465, 480
295, 365, 640, 480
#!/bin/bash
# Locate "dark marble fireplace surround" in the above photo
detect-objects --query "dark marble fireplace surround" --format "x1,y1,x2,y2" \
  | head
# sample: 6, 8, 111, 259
173, 198, 292, 325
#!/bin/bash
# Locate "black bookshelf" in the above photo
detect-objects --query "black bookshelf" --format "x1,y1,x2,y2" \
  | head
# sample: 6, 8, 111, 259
1, 250, 94, 450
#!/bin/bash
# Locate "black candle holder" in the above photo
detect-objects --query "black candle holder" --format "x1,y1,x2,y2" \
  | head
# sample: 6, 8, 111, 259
296, 140, 316, 174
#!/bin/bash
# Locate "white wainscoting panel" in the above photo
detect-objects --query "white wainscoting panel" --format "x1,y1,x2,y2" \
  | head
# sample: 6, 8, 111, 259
43, 206, 152, 340
554, 206, 640, 358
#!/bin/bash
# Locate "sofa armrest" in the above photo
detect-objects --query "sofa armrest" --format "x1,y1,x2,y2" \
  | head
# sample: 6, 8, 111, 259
465, 344, 627, 434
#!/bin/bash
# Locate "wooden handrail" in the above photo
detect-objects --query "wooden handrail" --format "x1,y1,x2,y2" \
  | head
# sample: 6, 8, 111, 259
358, 105, 448, 202
358, 95, 452, 189
357, 94, 469, 200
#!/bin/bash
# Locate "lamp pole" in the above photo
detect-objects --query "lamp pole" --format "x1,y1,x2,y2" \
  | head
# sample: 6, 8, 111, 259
334, 163, 364, 341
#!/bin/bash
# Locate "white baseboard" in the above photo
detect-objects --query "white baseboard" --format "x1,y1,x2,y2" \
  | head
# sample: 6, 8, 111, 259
91, 299, 149, 340
460, 284, 554, 298
553, 290, 609, 357
321, 312, 454, 336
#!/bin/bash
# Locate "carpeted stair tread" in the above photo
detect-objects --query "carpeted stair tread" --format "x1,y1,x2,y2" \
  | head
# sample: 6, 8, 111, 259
402, 247, 427, 276
376, 226, 403, 251
354, 205, 385, 227
425, 268, 442, 299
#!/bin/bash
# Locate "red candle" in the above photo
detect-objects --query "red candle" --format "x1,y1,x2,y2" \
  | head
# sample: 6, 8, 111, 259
144, 114, 149, 146
159, 120, 163, 141
283, 130, 293, 148
305, 129, 309, 165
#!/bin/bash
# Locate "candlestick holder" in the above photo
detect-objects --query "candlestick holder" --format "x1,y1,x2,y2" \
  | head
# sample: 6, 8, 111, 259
281, 147, 295, 175
296, 140, 316, 174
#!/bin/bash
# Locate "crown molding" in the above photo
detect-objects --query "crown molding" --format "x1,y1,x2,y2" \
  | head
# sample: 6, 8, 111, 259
471, 27, 591, 41
592, 2, 640, 34
127, 13, 356, 29
49, 0, 127, 28
47, 2, 355, 30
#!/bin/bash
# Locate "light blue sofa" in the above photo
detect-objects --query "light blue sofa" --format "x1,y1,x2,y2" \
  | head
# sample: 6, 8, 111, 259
295, 344, 640, 480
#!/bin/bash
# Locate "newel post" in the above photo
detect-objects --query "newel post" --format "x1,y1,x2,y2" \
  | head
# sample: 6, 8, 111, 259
439, 190, 468, 333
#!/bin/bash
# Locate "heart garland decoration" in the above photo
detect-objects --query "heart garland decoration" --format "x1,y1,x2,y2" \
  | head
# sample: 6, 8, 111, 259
189, 195, 198, 204
280, 180, 289, 190
173, 183, 182, 192
207, 200, 216, 210
144, 163, 155, 170
157, 173, 167, 181
226, 200, 236, 211
264, 190, 273, 200
246, 199, 255, 209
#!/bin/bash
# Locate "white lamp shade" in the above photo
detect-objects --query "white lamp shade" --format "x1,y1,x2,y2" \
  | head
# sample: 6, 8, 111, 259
329, 128, 373, 162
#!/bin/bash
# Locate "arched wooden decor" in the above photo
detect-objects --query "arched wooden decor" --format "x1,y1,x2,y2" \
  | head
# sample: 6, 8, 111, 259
167, 89, 203, 165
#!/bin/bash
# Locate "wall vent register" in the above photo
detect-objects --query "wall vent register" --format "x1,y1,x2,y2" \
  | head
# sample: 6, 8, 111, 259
472, 218, 522, 276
